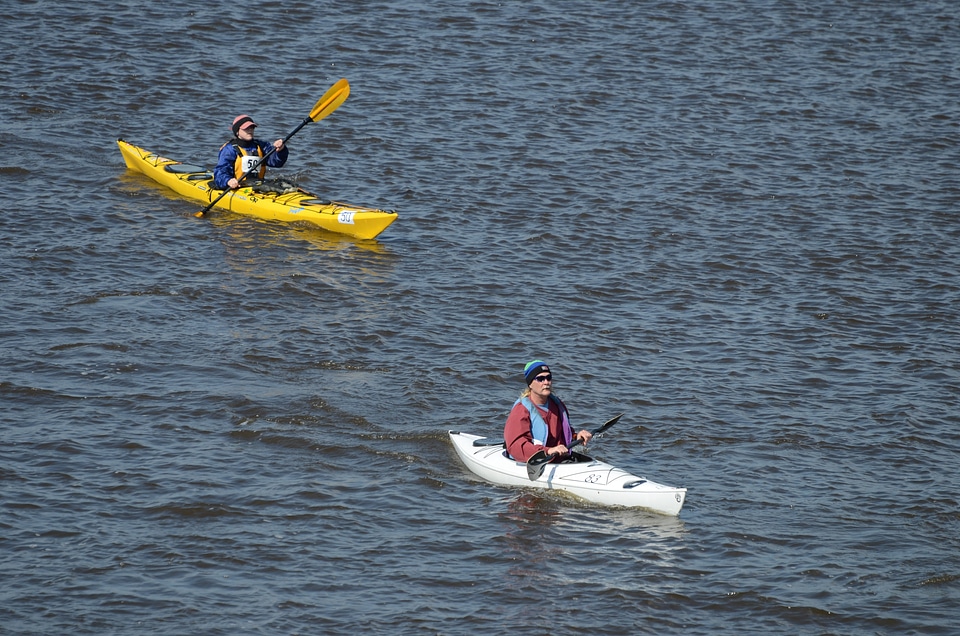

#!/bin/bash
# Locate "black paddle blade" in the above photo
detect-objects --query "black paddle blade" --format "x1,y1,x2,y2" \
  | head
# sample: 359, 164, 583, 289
526, 449, 553, 481
593, 413, 624, 436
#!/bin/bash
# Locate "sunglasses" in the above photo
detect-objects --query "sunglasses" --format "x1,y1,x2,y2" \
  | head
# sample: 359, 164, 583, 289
533, 374, 553, 383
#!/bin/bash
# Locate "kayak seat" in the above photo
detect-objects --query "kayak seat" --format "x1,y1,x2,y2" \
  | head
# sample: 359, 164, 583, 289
561, 451, 594, 463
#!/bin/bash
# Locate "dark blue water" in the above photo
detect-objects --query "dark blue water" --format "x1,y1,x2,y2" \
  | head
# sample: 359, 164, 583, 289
3, 1, 959, 634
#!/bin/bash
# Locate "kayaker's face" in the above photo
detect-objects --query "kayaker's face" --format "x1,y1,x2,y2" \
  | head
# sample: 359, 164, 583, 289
238, 125, 255, 141
529, 373, 553, 400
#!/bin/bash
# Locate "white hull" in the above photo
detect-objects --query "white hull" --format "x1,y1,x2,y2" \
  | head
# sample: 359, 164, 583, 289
449, 432, 687, 516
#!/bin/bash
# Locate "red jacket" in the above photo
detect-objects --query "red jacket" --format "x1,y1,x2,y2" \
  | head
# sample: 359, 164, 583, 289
504, 396, 570, 462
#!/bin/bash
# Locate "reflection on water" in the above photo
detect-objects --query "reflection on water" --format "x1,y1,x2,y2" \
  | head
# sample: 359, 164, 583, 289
497, 493, 565, 584
115, 166, 393, 256
497, 490, 688, 552
499, 492, 565, 527
494, 490, 691, 606
285, 224, 393, 256
209, 214, 395, 258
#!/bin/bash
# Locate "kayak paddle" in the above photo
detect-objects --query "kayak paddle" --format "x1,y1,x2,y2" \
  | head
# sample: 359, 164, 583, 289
195, 77, 351, 217
525, 413, 624, 481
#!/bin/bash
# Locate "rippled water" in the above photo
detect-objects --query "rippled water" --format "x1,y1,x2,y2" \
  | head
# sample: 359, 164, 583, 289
3, 1, 959, 634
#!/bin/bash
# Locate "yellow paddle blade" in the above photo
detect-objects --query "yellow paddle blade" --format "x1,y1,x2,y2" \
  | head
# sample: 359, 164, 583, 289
309, 78, 350, 122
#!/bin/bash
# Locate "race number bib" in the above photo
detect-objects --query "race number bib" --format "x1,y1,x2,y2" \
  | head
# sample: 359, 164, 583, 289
241, 155, 261, 173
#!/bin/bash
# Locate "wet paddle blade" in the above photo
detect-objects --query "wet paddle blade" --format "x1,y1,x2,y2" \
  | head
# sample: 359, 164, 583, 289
526, 450, 553, 481
309, 78, 350, 122
594, 413, 624, 436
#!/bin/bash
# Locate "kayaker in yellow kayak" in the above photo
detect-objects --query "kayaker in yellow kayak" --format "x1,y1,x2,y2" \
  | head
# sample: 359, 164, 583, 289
213, 114, 289, 190
503, 360, 592, 462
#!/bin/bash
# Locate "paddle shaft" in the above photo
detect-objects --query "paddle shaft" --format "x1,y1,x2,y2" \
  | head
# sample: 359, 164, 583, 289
234, 114, 314, 181
566, 412, 623, 452
198, 140, 284, 215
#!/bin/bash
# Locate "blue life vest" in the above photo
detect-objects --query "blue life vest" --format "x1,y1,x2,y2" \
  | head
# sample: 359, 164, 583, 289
515, 395, 573, 447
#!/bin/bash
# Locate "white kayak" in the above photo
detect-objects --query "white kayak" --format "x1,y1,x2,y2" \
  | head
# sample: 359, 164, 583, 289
448, 432, 687, 516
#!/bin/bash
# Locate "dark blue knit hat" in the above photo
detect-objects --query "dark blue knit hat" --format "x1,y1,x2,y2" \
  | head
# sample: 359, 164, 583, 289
523, 360, 550, 385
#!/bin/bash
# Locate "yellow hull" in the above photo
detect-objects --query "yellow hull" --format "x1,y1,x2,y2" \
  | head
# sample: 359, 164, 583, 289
117, 139, 397, 240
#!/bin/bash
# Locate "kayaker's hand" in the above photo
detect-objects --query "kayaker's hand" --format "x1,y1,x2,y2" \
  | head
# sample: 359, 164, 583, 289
576, 429, 593, 446
227, 178, 240, 189
273, 139, 285, 151
547, 444, 568, 457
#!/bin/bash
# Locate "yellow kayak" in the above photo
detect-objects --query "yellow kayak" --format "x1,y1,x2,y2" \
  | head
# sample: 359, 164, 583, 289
117, 138, 398, 240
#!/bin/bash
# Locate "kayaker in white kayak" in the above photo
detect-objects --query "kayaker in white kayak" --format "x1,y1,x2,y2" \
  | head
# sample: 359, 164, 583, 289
503, 360, 593, 463
213, 114, 289, 190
